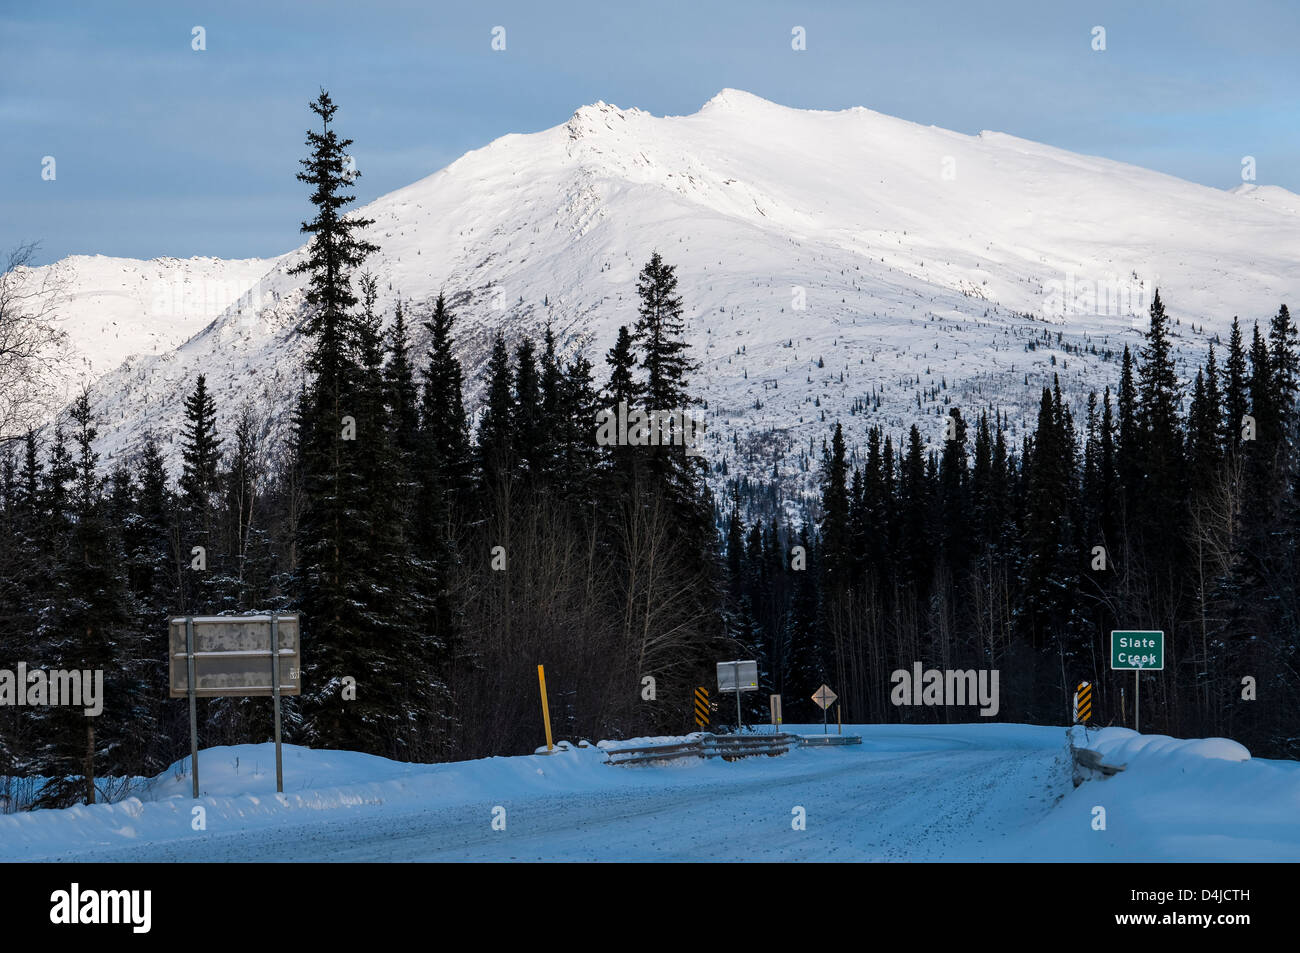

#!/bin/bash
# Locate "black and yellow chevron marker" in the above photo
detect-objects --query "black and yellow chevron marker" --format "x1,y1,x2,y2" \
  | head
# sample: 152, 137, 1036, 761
1075, 681, 1092, 724
694, 686, 710, 727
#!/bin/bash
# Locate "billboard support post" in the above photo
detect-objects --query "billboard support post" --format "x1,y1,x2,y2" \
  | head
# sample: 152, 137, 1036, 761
733, 661, 742, 732
271, 613, 283, 794
185, 615, 199, 799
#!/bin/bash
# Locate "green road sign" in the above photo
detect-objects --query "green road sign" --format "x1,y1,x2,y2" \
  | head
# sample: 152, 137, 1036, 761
1111, 630, 1164, 670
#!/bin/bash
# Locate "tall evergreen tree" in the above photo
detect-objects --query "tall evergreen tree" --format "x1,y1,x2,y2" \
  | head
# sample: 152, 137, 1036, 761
418, 292, 474, 529
1135, 291, 1186, 551
632, 252, 694, 415
476, 333, 516, 498
1223, 317, 1249, 453
288, 90, 398, 755
1268, 304, 1298, 428
178, 374, 222, 610
605, 325, 640, 408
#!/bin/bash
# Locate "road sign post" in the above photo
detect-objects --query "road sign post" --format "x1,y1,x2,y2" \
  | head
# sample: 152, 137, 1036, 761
769, 694, 782, 733
185, 616, 198, 798
270, 613, 283, 793
1110, 630, 1164, 734
811, 684, 837, 734
733, 662, 741, 730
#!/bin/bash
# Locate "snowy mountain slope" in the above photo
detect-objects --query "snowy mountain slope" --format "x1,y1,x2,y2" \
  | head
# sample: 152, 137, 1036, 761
51, 90, 1300, 489
4, 725, 1295, 861
20, 254, 274, 415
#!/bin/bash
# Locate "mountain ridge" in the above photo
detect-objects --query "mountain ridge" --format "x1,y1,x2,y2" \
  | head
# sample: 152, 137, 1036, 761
24, 89, 1300, 498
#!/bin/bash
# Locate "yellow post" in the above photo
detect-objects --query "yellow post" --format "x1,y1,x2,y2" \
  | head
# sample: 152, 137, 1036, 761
537, 664, 554, 752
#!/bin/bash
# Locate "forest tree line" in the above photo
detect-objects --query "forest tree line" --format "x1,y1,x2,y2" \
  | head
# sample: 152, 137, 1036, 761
728, 293, 1298, 756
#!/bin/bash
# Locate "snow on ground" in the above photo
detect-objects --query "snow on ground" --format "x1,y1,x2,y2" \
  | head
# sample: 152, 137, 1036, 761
3, 724, 1295, 862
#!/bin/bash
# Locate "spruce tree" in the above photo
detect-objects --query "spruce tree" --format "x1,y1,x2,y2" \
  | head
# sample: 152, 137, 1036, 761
289, 90, 390, 754
632, 252, 694, 415
819, 422, 850, 590
178, 374, 222, 610
384, 300, 421, 467
418, 292, 473, 529
476, 333, 516, 499
1224, 317, 1249, 453
1135, 291, 1185, 554
512, 338, 544, 484
605, 325, 640, 408
1268, 304, 1298, 426
1117, 345, 1139, 511
1248, 323, 1275, 449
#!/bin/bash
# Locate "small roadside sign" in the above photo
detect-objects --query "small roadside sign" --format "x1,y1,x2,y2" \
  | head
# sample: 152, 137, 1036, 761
811, 684, 838, 735
811, 685, 837, 710
716, 660, 758, 731
1073, 681, 1092, 724
1110, 631, 1164, 670
1111, 630, 1164, 734
694, 687, 710, 727
716, 660, 759, 693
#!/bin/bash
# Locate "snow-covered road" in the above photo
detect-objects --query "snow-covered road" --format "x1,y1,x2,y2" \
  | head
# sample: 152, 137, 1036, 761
7, 724, 1296, 861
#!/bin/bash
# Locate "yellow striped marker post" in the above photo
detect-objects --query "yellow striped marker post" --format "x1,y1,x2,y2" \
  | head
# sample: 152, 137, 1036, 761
694, 687, 710, 728
1074, 681, 1092, 725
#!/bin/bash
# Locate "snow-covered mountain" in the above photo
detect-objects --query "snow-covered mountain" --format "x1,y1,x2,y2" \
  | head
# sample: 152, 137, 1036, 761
43, 89, 1300, 491
23, 253, 276, 417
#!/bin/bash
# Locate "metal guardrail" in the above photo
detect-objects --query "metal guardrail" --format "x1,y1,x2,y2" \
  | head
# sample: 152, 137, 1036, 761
604, 733, 799, 765
798, 734, 862, 746
1069, 743, 1127, 786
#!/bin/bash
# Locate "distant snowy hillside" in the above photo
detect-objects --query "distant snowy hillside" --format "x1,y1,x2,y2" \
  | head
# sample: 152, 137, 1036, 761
24, 254, 274, 413
43, 90, 1300, 495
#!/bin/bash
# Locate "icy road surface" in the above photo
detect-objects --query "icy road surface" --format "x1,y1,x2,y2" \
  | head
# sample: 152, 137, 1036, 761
6, 724, 1297, 861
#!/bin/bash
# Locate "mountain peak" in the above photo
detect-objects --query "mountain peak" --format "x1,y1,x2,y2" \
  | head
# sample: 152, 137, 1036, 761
699, 88, 775, 113
566, 100, 635, 139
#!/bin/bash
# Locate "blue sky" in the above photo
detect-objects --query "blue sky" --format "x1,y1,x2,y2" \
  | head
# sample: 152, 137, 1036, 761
3, 0, 1298, 265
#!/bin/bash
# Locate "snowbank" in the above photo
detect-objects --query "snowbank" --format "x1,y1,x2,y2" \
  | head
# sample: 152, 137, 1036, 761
1085, 726, 1251, 764
0, 741, 619, 861
2, 724, 1294, 861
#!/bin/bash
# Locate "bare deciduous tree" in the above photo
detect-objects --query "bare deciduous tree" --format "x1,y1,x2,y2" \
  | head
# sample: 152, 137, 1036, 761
0, 243, 69, 441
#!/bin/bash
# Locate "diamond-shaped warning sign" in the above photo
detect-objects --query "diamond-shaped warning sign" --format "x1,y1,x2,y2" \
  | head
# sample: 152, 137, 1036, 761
811, 684, 837, 710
